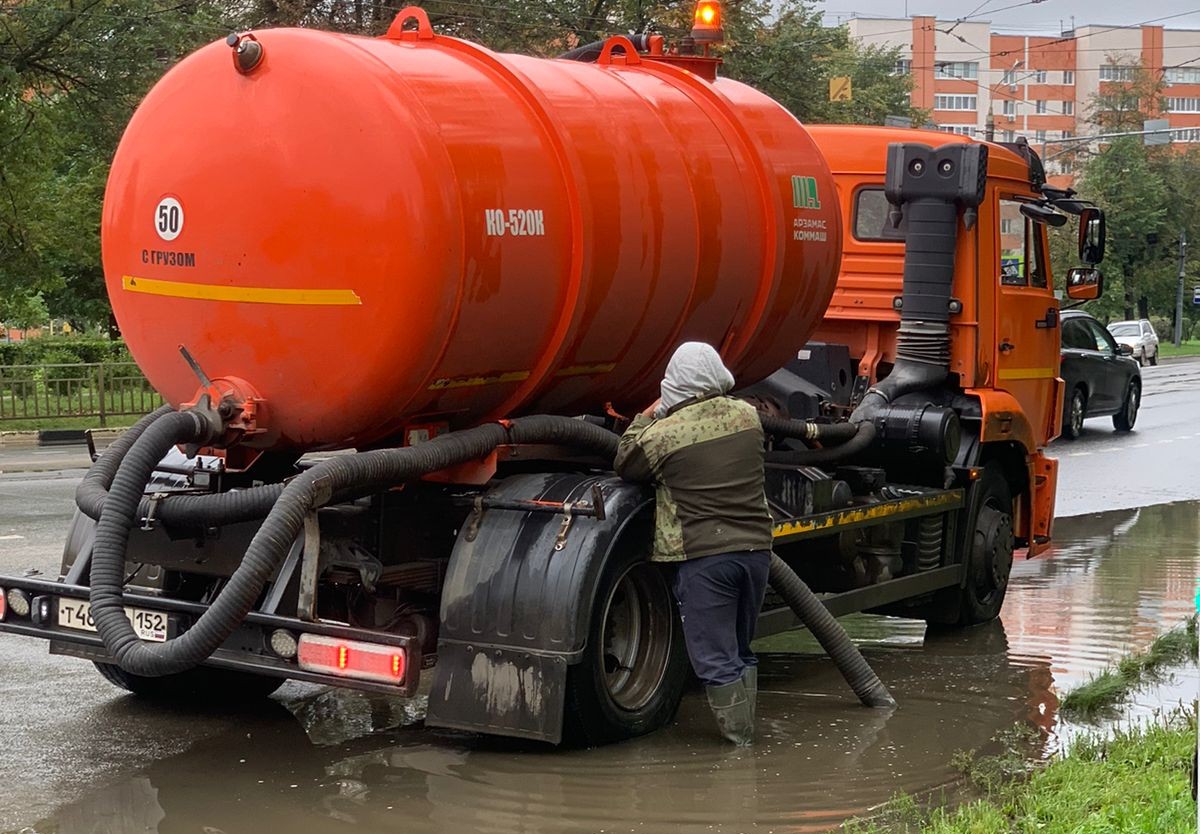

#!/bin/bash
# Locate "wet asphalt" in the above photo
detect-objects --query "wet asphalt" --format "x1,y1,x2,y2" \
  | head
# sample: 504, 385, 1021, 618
0, 359, 1196, 833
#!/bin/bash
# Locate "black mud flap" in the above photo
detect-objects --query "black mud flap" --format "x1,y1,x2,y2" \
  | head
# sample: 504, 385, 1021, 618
425, 472, 650, 744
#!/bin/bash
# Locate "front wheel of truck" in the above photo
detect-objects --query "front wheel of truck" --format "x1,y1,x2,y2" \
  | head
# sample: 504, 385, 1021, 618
562, 548, 689, 746
94, 662, 285, 701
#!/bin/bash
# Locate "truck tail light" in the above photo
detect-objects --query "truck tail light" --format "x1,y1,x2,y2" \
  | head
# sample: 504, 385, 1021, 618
5, 589, 28, 619
297, 634, 406, 684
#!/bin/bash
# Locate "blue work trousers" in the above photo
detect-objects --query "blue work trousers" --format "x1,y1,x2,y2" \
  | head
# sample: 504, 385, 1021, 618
673, 550, 771, 687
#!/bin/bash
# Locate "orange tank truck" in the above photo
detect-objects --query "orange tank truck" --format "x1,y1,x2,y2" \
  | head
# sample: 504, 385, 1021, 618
0, 5, 1107, 746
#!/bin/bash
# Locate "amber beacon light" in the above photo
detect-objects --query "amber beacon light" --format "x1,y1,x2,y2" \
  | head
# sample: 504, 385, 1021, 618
691, 0, 724, 42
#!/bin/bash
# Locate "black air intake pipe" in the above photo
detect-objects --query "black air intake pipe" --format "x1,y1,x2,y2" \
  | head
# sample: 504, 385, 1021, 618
852, 142, 988, 424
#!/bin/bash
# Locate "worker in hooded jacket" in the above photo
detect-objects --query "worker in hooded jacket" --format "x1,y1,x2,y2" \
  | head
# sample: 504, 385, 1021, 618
614, 341, 774, 745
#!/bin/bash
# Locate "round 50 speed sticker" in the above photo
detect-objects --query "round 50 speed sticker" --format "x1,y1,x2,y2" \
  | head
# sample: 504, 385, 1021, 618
154, 196, 184, 242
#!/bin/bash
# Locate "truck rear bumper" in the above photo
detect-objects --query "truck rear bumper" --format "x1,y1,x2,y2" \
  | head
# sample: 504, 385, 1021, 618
0, 574, 422, 697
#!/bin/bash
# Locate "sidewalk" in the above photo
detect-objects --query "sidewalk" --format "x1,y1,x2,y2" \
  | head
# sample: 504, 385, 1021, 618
0, 434, 116, 474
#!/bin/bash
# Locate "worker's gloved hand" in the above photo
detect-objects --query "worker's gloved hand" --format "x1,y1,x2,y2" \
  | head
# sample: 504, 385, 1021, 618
640, 398, 662, 418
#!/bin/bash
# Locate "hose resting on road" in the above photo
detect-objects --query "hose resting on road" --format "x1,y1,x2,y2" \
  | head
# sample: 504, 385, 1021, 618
767, 553, 896, 708
89, 410, 619, 677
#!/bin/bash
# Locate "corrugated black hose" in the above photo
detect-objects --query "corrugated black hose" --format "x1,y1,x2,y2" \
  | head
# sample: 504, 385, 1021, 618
89, 410, 619, 677
768, 554, 896, 708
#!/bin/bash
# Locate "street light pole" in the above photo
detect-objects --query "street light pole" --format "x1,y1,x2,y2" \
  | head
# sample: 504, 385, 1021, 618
1175, 229, 1187, 347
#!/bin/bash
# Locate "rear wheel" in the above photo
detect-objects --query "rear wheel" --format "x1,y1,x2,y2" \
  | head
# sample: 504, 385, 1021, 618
94, 662, 284, 701
563, 547, 688, 746
1062, 386, 1086, 440
1113, 379, 1140, 432
1149, 349, 1158, 366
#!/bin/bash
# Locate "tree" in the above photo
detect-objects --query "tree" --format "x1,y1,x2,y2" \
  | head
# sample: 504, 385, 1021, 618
722, 0, 921, 126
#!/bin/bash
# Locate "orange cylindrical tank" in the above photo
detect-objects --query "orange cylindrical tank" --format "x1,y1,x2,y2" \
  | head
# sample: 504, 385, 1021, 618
102, 10, 842, 450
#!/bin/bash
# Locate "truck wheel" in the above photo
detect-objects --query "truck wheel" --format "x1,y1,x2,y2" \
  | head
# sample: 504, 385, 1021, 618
93, 662, 284, 701
957, 463, 1014, 625
1112, 379, 1140, 432
912, 462, 1014, 628
563, 548, 688, 746
1061, 386, 1086, 440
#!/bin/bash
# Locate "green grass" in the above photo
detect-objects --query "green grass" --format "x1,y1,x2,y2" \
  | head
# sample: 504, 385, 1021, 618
1060, 618, 1198, 720
1159, 339, 1200, 358
842, 710, 1198, 834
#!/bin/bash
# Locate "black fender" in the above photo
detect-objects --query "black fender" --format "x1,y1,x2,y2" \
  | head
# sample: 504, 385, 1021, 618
424, 471, 652, 743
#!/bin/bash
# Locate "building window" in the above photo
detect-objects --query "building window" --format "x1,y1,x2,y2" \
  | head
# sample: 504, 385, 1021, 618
1062, 101, 1074, 115
1035, 100, 1047, 114
1165, 67, 1200, 84
1034, 129, 1047, 142
892, 59, 912, 76
1165, 97, 1200, 113
934, 94, 978, 111
1002, 99, 1016, 116
1002, 130, 1016, 142
1100, 64, 1137, 82
935, 61, 979, 80
1063, 70, 1075, 84
1000, 218, 1015, 235
1061, 129, 1073, 140
1171, 128, 1200, 142
935, 125, 974, 136
1033, 69, 1047, 83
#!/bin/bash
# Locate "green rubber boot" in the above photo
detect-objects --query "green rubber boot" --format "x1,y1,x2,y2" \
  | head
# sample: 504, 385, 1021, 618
741, 665, 758, 725
705, 679, 754, 746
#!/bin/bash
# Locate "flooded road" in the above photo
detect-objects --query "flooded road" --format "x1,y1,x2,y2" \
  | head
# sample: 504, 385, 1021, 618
10, 500, 1197, 834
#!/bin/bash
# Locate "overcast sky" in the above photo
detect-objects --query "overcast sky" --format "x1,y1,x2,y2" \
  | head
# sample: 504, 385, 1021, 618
821, 0, 1200, 33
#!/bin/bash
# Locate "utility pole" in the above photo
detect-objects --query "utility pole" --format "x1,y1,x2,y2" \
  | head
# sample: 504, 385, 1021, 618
1175, 228, 1187, 347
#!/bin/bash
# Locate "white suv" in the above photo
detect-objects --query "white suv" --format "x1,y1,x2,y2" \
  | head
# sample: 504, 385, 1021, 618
1107, 320, 1159, 366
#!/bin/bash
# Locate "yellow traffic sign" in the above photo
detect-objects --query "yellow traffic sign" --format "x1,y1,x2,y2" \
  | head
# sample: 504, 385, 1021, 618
829, 76, 852, 102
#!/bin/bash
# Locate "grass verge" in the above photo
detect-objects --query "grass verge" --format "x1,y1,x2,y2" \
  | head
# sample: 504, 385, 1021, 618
1159, 339, 1200, 358
1060, 617, 1198, 720
842, 709, 1197, 834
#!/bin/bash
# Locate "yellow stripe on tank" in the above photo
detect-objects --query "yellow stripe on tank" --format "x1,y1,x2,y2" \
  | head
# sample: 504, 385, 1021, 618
122, 275, 362, 306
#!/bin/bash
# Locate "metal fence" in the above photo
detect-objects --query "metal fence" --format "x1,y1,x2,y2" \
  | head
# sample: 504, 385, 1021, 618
0, 363, 162, 426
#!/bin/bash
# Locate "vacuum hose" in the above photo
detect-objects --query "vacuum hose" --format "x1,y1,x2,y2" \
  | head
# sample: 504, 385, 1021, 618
767, 554, 896, 708
89, 410, 618, 677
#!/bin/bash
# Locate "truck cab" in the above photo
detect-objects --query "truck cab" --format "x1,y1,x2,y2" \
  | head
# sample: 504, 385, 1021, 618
805, 126, 1092, 556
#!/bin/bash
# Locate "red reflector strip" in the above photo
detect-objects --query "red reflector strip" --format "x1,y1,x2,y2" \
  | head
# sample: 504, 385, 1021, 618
0, 589, 6, 622
297, 634, 406, 685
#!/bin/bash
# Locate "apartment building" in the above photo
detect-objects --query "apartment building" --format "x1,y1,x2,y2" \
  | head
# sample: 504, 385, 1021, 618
848, 16, 1200, 171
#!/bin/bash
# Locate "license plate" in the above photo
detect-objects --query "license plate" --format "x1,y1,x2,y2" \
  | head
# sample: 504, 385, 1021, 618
56, 598, 169, 643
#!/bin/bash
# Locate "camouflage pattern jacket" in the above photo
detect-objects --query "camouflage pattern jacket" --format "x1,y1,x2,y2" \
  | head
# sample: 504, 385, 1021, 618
614, 396, 774, 562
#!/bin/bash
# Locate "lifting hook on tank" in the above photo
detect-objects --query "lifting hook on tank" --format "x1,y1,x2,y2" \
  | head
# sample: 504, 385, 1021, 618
226, 32, 264, 74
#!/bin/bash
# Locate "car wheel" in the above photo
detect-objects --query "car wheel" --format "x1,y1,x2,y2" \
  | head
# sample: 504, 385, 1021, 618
1113, 379, 1140, 432
1149, 349, 1158, 366
1062, 386, 1086, 440
1136, 353, 1145, 367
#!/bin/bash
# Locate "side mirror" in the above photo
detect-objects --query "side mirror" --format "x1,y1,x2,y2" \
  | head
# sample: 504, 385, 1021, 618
1078, 207, 1106, 264
1117, 343, 1134, 357
1066, 266, 1103, 300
